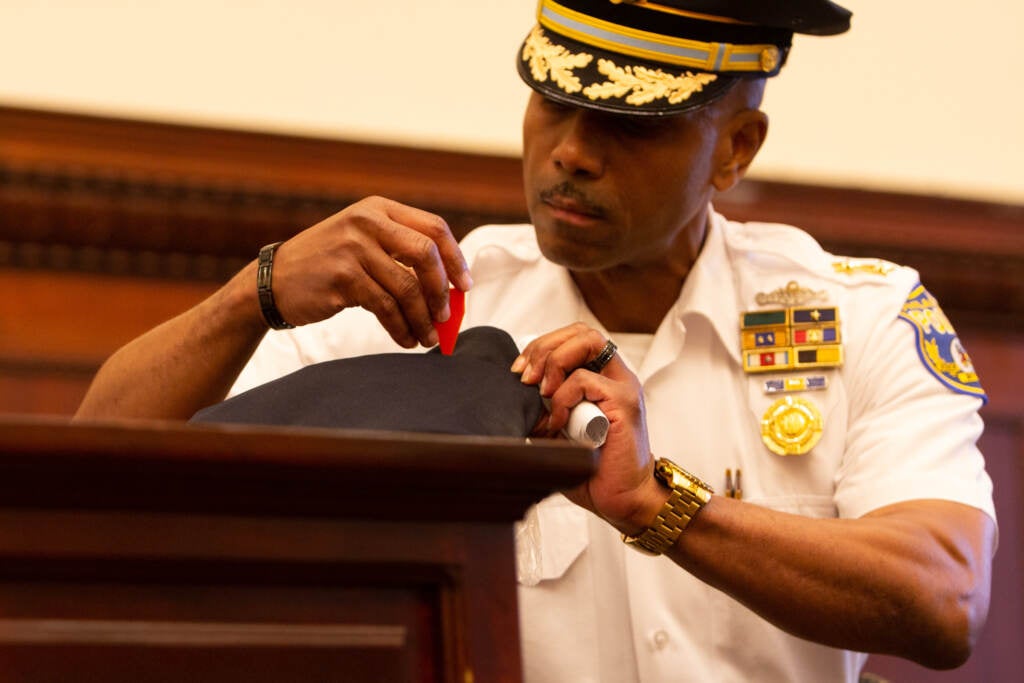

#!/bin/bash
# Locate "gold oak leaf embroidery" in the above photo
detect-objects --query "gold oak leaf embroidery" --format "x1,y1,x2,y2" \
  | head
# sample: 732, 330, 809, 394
583, 59, 718, 105
523, 26, 593, 94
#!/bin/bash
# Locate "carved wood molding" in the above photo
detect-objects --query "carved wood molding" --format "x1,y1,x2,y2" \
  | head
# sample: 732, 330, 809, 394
0, 106, 529, 282
2, 105, 1022, 330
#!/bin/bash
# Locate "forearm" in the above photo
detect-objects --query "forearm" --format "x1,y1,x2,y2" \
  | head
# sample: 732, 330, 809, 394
75, 261, 268, 421
518, 323, 994, 668
666, 496, 993, 668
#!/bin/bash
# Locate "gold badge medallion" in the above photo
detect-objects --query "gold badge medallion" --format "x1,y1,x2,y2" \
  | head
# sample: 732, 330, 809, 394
760, 396, 823, 456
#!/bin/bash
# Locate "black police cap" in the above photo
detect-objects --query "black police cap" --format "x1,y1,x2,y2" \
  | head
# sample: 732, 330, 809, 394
517, 0, 852, 115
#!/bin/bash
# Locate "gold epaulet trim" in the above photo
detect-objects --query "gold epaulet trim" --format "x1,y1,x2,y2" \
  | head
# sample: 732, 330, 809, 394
832, 258, 897, 277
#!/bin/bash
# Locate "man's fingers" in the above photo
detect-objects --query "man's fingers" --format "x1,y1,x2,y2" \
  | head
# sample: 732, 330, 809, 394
515, 324, 615, 396
544, 354, 638, 433
544, 368, 615, 434
363, 250, 439, 347
383, 230, 451, 323
383, 200, 472, 288
399, 204, 473, 291
348, 277, 420, 348
539, 328, 610, 395
512, 323, 587, 381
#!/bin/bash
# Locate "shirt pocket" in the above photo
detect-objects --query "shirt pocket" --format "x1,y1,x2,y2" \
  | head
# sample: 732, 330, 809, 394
515, 493, 590, 586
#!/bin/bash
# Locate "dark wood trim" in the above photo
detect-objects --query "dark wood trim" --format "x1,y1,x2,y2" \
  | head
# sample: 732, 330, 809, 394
0, 416, 592, 522
2, 104, 1022, 330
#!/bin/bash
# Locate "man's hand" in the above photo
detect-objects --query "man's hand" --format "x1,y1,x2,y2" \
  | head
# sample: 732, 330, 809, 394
75, 197, 473, 420
512, 322, 666, 535
271, 196, 473, 348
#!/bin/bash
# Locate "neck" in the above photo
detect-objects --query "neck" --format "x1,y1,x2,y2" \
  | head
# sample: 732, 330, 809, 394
571, 216, 709, 334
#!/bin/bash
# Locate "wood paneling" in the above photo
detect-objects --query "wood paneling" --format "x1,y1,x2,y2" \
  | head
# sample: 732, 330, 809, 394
0, 270, 217, 415
0, 105, 527, 284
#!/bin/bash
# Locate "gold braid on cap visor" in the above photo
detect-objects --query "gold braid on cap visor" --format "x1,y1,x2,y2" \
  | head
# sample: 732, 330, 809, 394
537, 0, 781, 74
522, 25, 718, 107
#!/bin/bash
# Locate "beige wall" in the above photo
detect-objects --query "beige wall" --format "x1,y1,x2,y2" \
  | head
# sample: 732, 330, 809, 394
1, 0, 1020, 203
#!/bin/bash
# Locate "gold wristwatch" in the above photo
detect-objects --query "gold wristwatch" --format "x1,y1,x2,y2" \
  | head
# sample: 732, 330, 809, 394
622, 458, 713, 556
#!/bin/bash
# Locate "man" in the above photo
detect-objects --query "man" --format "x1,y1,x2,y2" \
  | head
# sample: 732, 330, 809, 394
77, 1, 996, 681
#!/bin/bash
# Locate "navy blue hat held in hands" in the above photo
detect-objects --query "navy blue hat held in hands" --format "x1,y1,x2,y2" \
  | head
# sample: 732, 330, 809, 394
517, 0, 852, 115
191, 327, 545, 438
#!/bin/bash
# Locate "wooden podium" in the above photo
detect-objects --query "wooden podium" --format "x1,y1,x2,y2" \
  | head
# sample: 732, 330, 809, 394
0, 417, 594, 683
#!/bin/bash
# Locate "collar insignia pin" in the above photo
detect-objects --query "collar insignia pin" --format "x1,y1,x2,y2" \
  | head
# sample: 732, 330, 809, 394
755, 281, 826, 307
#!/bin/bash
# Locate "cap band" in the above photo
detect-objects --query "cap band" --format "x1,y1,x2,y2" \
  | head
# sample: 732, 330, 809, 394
539, 0, 780, 73
610, 1, 753, 26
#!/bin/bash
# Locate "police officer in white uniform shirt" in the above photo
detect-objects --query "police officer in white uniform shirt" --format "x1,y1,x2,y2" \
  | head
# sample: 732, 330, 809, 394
77, 2, 997, 681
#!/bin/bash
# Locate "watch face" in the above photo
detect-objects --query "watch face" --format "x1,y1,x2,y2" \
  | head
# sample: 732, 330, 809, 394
622, 533, 663, 557
658, 459, 714, 495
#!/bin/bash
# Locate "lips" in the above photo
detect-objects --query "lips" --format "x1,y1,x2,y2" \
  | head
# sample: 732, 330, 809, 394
544, 195, 603, 218
539, 182, 606, 220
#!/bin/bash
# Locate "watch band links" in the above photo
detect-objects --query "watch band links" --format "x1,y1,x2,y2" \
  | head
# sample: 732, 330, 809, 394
622, 458, 713, 556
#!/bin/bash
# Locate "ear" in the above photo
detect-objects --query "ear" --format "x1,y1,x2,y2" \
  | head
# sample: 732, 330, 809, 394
711, 109, 768, 192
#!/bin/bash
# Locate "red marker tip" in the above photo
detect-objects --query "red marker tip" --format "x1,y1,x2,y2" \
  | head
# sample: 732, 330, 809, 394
433, 288, 465, 355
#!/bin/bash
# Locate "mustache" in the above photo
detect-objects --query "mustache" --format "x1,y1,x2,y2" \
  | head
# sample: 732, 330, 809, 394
539, 181, 606, 217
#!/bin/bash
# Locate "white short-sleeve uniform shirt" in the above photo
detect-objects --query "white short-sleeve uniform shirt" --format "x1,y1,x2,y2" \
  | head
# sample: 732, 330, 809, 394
233, 210, 995, 683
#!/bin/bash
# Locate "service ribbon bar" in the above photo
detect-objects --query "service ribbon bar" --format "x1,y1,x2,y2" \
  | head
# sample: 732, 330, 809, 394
791, 324, 838, 345
741, 305, 843, 374
741, 325, 789, 350
743, 348, 791, 372
764, 376, 828, 394
793, 344, 843, 369
791, 306, 837, 324
741, 309, 788, 328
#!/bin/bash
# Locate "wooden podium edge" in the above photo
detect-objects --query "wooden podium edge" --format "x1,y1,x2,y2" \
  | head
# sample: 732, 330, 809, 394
0, 415, 596, 523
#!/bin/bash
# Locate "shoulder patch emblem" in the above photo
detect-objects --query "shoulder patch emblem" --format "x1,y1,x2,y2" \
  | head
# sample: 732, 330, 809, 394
898, 284, 986, 403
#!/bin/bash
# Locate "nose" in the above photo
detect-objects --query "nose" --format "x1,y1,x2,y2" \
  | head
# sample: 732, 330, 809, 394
551, 110, 606, 178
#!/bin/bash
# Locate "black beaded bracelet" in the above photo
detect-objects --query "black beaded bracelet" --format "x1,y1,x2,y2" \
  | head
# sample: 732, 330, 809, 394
256, 242, 295, 330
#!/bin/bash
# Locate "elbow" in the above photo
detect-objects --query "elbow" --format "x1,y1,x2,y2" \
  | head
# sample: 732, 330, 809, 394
916, 616, 972, 670
868, 501, 996, 670
911, 581, 990, 670
910, 512, 995, 670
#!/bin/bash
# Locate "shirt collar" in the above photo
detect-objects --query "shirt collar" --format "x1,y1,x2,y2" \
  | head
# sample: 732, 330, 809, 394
630, 210, 741, 382
674, 209, 742, 365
